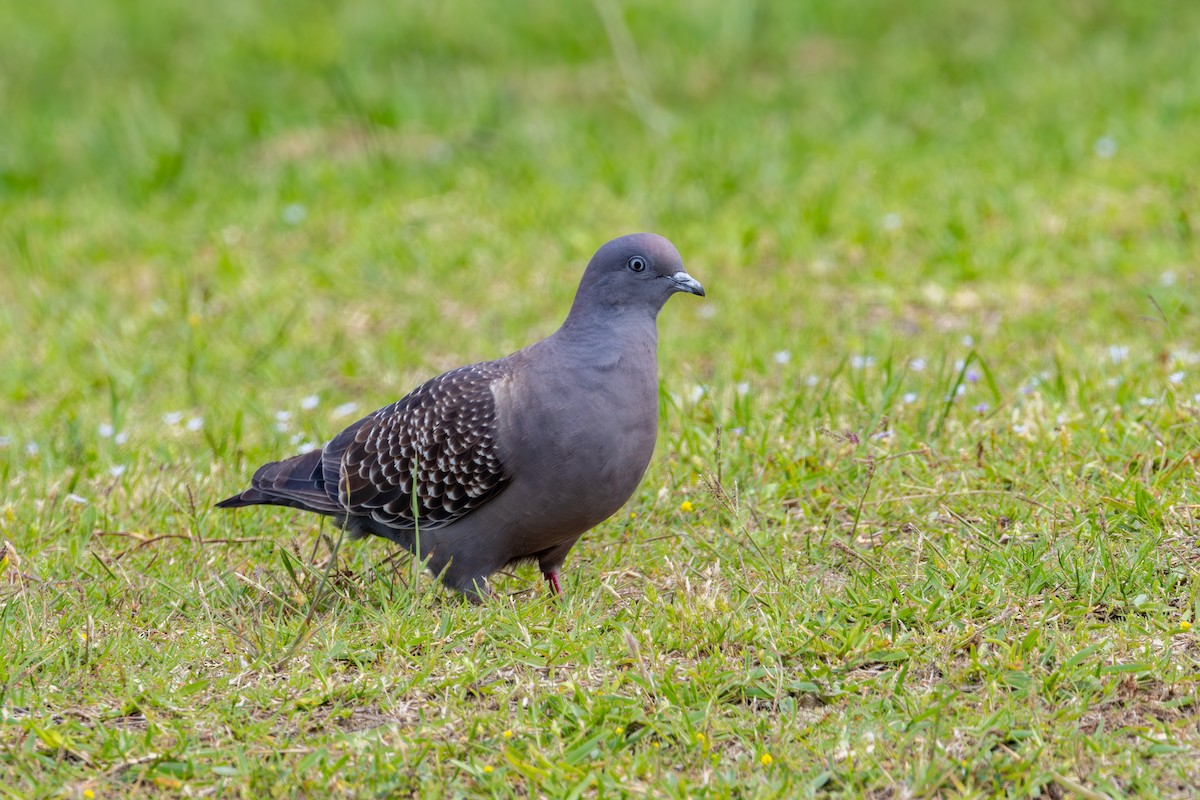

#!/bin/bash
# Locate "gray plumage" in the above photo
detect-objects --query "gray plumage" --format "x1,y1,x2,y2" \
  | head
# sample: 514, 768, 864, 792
216, 233, 704, 600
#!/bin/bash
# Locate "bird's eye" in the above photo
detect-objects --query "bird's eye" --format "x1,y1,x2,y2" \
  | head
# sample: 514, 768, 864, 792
627, 255, 647, 273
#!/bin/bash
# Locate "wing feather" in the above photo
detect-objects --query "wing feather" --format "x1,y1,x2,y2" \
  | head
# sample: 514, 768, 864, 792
319, 362, 510, 530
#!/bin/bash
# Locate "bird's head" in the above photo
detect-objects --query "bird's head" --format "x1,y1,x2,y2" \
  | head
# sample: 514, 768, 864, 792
571, 233, 705, 319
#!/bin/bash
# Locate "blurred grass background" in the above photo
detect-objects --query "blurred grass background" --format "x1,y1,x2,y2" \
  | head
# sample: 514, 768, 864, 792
2, 0, 1199, 797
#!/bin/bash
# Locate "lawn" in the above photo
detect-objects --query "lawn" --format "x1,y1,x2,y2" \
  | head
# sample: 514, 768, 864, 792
2, 0, 1199, 797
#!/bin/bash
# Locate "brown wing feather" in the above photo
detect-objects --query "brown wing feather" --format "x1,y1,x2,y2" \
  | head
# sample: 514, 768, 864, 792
320, 362, 510, 530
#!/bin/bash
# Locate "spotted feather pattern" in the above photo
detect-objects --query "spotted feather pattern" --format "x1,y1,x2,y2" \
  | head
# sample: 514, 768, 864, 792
321, 362, 510, 530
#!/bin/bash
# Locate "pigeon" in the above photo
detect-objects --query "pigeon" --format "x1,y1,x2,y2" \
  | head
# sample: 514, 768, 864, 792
216, 233, 704, 601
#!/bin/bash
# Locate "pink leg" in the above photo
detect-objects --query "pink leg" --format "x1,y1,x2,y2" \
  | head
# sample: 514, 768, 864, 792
544, 571, 563, 596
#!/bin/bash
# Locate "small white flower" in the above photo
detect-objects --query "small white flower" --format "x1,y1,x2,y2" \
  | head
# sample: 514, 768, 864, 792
1161, 271, 1177, 287
1109, 345, 1129, 364
735, 382, 750, 397
282, 203, 307, 225
1107, 377, 1121, 387
109, 465, 127, 477
688, 385, 706, 403
1138, 397, 1157, 407
275, 410, 292, 423
290, 433, 317, 451
1094, 135, 1117, 159
955, 384, 967, 397
773, 350, 791, 365
186, 417, 204, 432
804, 375, 819, 388
850, 355, 875, 370
962, 335, 975, 347
66, 493, 88, 505
25, 442, 39, 455
1175, 349, 1200, 365
0, 436, 10, 448
882, 212, 902, 232
98, 423, 115, 438
909, 357, 927, 372
114, 431, 128, 445
333, 402, 359, 419
697, 304, 717, 320
1169, 371, 1185, 385
163, 411, 184, 426
300, 394, 320, 410
1012, 424, 1026, 434
903, 392, 918, 404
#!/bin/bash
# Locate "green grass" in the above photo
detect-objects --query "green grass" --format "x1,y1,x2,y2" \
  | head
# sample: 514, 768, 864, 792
2, 0, 1200, 796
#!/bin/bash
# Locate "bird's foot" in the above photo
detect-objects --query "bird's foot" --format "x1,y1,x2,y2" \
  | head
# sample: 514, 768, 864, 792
455, 577, 495, 604
544, 571, 563, 596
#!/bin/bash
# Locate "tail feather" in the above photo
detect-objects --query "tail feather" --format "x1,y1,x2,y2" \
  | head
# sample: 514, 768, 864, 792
213, 488, 270, 509
215, 449, 343, 514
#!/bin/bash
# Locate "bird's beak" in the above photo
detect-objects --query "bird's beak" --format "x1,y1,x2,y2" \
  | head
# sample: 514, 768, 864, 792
670, 271, 706, 297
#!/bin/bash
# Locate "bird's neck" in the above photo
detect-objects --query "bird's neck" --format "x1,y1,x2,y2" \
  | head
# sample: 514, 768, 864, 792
552, 304, 659, 364
558, 301, 657, 337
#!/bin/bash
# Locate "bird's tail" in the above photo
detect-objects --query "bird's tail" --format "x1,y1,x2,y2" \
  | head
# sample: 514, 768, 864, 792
215, 449, 342, 514
213, 488, 270, 508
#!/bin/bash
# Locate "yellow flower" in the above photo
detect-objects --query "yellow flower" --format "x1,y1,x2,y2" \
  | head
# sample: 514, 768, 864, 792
629, 511, 637, 519
695, 732, 706, 743
679, 500, 694, 513
614, 726, 624, 735
502, 730, 513, 739
1182, 620, 1193, 631
482, 765, 493, 775
84, 792, 95, 800
761, 753, 773, 766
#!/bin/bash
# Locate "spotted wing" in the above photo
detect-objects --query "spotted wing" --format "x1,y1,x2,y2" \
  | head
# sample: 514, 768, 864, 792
320, 362, 510, 530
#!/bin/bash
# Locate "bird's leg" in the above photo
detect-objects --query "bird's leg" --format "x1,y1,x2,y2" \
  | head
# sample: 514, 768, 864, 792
544, 570, 563, 596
